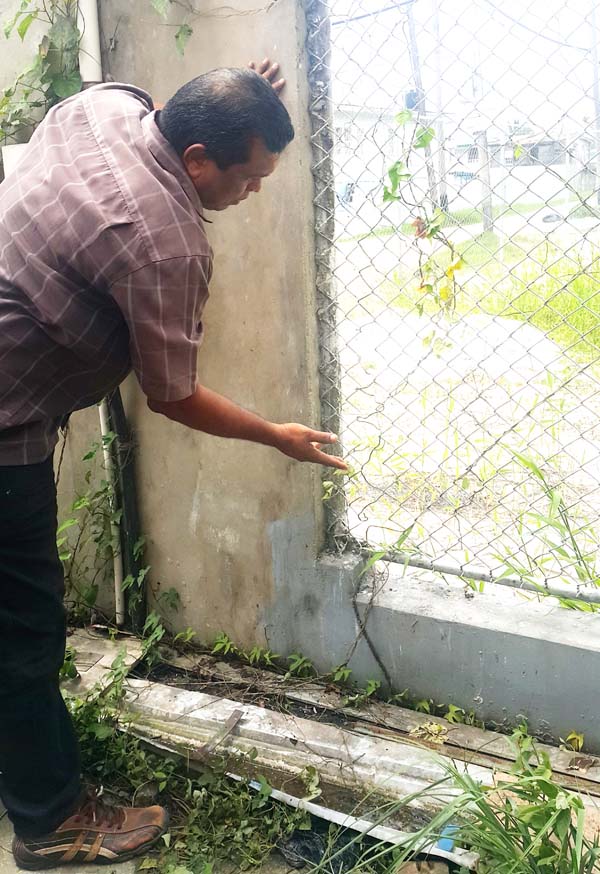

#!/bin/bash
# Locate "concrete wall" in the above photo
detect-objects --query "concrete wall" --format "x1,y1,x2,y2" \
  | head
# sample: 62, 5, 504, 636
92, 0, 325, 644
0, 0, 327, 642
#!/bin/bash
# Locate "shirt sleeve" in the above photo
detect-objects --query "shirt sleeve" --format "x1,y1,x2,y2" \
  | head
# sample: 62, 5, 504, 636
110, 255, 211, 402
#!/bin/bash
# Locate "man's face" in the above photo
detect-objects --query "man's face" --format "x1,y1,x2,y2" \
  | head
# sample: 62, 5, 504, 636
183, 138, 279, 211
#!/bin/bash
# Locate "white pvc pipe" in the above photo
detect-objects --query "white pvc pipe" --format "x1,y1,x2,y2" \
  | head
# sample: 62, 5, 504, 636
77, 0, 103, 84
1, 142, 29, 178
99, 399, 126, 626
80, 1, 124, 625
239, 778, 479, 870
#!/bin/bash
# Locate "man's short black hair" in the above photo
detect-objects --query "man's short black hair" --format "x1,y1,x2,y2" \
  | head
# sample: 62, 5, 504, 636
157, 68, 295, 170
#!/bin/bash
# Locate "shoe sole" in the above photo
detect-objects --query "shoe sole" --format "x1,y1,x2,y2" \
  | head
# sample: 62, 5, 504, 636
14, 817, 170, 871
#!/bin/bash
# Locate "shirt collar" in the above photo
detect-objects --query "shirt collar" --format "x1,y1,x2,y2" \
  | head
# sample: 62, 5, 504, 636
141, 110, 206, 220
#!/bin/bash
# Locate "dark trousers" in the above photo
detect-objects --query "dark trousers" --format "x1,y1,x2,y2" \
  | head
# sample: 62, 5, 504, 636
0, 458, 82, 837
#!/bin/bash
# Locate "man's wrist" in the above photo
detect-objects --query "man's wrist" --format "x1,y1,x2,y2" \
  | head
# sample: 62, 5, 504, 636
263, 421, 283, 450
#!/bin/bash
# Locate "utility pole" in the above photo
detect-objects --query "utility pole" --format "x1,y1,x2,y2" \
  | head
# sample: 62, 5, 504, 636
406, 2, 439, 206
470, 30, 494, 232
476, 128, 494, 231
590, 1, 600, 205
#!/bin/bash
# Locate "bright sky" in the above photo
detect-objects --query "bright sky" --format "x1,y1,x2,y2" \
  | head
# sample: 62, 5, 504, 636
329, 0, 599, 138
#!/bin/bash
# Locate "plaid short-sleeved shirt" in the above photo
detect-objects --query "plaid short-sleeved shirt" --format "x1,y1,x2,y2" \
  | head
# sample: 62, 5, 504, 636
0, 83, 212, 465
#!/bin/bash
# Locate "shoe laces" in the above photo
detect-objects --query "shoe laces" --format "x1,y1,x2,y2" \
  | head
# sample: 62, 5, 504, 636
76, 789, 126, 830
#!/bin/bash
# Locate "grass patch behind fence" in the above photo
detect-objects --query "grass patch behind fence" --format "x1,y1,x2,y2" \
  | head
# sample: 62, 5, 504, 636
384, 232, 600, 363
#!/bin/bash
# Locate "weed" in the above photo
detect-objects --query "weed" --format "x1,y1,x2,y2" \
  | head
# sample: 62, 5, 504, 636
65, 654, 302, 872
203, 633, 491, 734
59, 644, 79, 680
444, 704, 466, 724
445, 727, 600, 874
307, 726, 600, 874
344, 678, 381, 708
122, 565, 151, 617
59, 438, 121, 623
493, 448, 600, 604
173, 627, 196, 646
559, 731, 585, 753
211, 632, 240, 657
332, 664, 353, 684
245, 645, 280, 667
141, 611, 167, 667
285, 652, 315, 678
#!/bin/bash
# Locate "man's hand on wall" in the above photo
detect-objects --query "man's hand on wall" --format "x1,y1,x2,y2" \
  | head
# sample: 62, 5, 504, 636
249, 58, 285, 94
274, 424, 348, 470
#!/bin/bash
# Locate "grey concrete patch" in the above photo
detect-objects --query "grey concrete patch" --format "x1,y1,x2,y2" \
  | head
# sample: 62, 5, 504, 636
352, 565, 600, 749
265, 516, 363, 662
266, 528, 600, 752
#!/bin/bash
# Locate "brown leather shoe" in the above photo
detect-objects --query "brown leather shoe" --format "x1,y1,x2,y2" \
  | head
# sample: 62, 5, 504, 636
12, 791, 169, 870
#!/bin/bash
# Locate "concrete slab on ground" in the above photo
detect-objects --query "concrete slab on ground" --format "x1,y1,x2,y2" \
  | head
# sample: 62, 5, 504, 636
62, 628, 143, 696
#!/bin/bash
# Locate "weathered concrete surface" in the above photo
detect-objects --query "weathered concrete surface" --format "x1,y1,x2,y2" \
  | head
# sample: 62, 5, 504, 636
62, 628, 143, 695
122, 679, 480, 869
351, 565, 600, 751
264, 519, 363, 659
90, 0, 324, 646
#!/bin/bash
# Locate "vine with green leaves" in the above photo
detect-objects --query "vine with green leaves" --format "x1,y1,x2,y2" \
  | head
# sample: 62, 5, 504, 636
0, 0, 192, 149
1, 0, 83, 144
148, 0, 194, 56
383, 108, 464, 319
57, 431, 199, 673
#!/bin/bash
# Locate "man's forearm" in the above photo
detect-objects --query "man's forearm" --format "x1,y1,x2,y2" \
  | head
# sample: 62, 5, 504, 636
148, 385, 348, 470
148, 385, 282, 447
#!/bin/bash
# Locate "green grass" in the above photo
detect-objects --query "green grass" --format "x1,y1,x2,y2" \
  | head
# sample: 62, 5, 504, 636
568, 203, 600, 220
383, 232, 600, 364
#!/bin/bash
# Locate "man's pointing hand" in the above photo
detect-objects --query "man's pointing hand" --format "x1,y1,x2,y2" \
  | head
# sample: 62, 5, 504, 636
149, 387, 348, 470
274, 424, 348, 470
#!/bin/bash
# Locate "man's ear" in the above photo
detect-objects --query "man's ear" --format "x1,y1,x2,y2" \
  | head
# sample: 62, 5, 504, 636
182, 144, 211, 182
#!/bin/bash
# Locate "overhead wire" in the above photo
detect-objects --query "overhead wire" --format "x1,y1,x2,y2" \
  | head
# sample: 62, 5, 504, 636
481, 0, 589, 52
331, 0, 414, 27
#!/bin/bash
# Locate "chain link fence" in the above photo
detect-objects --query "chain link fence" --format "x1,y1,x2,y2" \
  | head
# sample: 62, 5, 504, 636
308, 0, 600, 600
